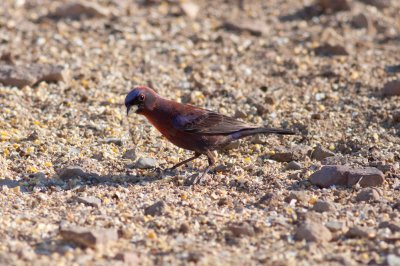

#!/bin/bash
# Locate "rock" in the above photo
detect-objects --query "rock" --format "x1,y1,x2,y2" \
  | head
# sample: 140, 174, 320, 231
379, 221, 400, 232
101, 138, 123, 146
383, 80, 400, 97
286, 161, 302, 170
234, 109, 247, 119
34, 65, 69, 84
0, 65, 36, 87
315, 44, 349, 56
316, 0, 350, 12
58, 166, 86, 181
359, 0, 391, 9
144, 201, 167, 216
346, 226, 375, 238
0, 52, 14, 64
351, 13, 370, 29
218, 197, 233, 207
311, 146, 335, 161
387, 254, 400, 266
0, 64, 68, 88
284, 191, 309, 204
312, 200, 336, 213
52, 2, 109, 19
227, 223, 255, 237
270, 146, 310, 162
114, 252, 139, 264
294, 221, 332, 242
179, 223, 190, 234
135, 157, 157, 169
309, 165, 385, 188
355, 188, 380, 202
179, 2, 199, 19
59, 225, 118, 248
123, 149, 136, 160
325, 221, 346, 232
257, 192, 281, 208
223, 18, 268, 36
393, 110, 400, 123
74, 196, 101, 208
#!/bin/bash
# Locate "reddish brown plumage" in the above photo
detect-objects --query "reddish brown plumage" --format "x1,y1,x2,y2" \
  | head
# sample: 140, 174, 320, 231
125, 86, 294, 184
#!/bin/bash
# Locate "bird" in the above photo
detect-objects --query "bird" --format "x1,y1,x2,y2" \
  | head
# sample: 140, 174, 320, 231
125, 86, 295, 185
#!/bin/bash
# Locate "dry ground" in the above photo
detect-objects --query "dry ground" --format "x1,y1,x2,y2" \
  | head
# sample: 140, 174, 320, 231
0, 0, 399, 265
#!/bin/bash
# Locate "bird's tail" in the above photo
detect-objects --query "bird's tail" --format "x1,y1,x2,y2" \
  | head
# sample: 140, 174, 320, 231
232, 127, 295, 139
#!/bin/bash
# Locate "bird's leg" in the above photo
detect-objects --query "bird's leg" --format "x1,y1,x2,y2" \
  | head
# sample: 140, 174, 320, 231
169, 152, 201, 171
188, 151, 215, 185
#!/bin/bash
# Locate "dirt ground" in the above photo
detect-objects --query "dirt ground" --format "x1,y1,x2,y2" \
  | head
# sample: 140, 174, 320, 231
0, 0, 400, 265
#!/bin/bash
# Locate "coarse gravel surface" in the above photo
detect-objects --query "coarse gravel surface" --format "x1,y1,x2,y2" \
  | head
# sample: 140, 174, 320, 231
0, 0, 400, 265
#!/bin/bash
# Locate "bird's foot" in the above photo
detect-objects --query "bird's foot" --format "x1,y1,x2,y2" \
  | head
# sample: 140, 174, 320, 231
185, 172, 210, 186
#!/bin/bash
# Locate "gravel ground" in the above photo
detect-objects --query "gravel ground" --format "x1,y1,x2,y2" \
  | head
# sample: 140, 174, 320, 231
0, 0, 400, 265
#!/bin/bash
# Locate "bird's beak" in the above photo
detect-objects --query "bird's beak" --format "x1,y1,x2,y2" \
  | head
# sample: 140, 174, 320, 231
126, 105, 138, 116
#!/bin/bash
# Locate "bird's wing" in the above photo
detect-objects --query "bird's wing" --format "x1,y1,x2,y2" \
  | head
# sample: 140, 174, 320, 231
172, 110, 255, 135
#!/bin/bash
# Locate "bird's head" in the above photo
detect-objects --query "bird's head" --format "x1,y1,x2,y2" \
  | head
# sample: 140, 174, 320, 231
125, 86, 158, 115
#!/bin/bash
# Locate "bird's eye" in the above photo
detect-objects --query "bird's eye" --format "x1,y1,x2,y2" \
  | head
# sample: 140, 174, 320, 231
138, 94, 145, 102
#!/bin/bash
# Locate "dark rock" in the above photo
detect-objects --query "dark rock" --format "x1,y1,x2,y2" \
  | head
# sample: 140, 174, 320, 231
74, 196, 101, 208
286, 161, 302, 170
383, 80, 400, 97
311, 146, 335, 161
312, 200, 336, 213
393, 110, 400, 123
135, 157, 157, 169
58, 166, 87, 181
123, 149, 136, 160
179, 223, 190, 234
270, 146, 310, 162
234, 109, 247, 119
144, 201, 167, 216
351, 13, 370, 29
378, 221, 400, 232
0, 52, 14, 64
227, 223, 255, 237
315, 44, 349, 56
309, 165, 385, 188
0, 65, 36, 87
101, 138, 123, 146
294, 221, 332, 242
218, 197, 233, 207
60, 225, 118, 248
0, 64, 68, 88
51, 2, 109, 19
355, 188, 381, 202
257, 192, 281, 208
346, 226, 375, 238
223, 18, 267, 36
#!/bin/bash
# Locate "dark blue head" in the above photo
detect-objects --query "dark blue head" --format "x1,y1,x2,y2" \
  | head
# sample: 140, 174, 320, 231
125, 86, 158, 115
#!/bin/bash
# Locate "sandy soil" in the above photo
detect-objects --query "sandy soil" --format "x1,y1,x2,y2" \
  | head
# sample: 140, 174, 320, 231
0, 0, 399, 265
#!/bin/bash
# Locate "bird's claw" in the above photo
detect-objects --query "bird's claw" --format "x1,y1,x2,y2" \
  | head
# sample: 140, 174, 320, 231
153, 167, 178, 179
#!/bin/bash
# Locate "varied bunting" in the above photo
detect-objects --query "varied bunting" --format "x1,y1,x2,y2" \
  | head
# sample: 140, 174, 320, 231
125, 86, 294, 184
